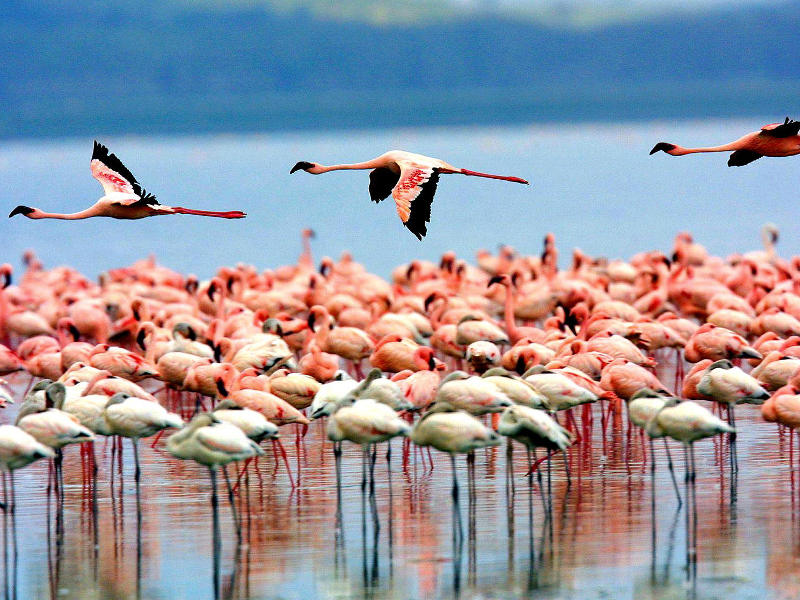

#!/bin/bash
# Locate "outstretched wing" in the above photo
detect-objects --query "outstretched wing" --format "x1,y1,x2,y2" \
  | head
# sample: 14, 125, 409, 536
369, 167, 399, 203
760, 117, 800, 138
90, 141, 158, 205
391, 160, 440, 240
728, 150, 763, 167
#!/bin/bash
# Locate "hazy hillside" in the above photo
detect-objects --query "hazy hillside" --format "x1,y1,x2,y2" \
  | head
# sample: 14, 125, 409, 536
1, 0, 798, 138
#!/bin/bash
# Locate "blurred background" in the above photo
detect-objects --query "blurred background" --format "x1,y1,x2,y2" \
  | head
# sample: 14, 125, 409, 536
1, 0, 798, 278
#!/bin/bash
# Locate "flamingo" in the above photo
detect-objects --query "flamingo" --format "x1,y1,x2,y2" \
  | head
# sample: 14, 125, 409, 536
697, 359, 769, 472
410, 406, 501, 539
645, 398, 734, 567
103, 392, 183, 510
326, 396, 411, 513
0, 425, 55, 559
8, 141, 246, 221
167, 412, 264, 585
497, 404, 572, 511
290, 150, 528, 239
650, 118, 800, 167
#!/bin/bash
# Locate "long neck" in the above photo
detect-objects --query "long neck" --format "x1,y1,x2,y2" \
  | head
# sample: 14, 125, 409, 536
318, 159, 384, 173
33, 207, 101, 220
502, 284, 520, 338
670, 143, 738, 156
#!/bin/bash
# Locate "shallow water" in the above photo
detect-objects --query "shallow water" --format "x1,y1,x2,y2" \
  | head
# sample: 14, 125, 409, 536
1, 357, 799, 600
2, 118, 800, 279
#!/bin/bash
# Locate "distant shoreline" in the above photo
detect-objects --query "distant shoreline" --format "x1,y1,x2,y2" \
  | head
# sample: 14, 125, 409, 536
3, 79, 797, 140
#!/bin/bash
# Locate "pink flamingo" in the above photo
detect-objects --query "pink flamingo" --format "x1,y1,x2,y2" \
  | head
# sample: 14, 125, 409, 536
651, 118, 800, 166
9, 141, 246, 221
290, 150, 528, 239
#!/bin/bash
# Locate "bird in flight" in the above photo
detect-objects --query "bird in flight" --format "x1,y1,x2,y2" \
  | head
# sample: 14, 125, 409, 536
9, 141, 246, 221
290, 150, 528, 240
650, 117, 800, 167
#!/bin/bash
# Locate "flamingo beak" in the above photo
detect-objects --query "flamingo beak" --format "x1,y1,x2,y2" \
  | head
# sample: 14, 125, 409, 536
8, 205, 34, 218
1, 272, 10, 289
649, 142, 676, 155
487, 275, 504, 288
290, 161, 314, 174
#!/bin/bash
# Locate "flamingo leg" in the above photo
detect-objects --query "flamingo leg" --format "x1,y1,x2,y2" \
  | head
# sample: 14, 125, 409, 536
221, 465, 242, 541
663, 438, 682, 507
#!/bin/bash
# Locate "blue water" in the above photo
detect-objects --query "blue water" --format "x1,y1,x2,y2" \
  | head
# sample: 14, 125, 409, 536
1, 118, 796, 279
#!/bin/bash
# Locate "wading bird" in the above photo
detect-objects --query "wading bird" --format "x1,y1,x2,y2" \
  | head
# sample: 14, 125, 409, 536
650, 118, 800, 167
9, 141, 246, 221
290, 150, 528, 239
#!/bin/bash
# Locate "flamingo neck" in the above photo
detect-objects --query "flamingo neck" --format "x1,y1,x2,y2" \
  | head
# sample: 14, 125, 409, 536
501, 284, 521, 341
30, 208, 98, 220
669, 143, 738, 156
318, 159, 384, 173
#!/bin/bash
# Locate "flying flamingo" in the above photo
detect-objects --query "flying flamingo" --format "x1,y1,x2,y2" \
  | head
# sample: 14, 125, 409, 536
290, 150, 528, 239
650, 118, 800, 167
8, 141, 246, 221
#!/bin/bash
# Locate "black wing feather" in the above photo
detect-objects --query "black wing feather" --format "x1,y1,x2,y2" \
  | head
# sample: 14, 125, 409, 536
92, 141, 158, 204
369, 167, 399, 202
727, 150, 763, 167
404, 170, 439, 241
760, 117, 800, 138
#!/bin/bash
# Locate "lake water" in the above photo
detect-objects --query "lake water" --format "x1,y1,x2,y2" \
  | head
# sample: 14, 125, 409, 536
1, 119, 800, 599
1, 118, 798, 279
0, 358, 798, 600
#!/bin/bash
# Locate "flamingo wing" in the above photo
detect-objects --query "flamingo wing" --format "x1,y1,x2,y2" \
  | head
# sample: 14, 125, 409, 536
368, 167, 399, 202
90, 141, 159, 205
391, 160, 440, 240
760, 117, 800, 138
727, 150, 762, 167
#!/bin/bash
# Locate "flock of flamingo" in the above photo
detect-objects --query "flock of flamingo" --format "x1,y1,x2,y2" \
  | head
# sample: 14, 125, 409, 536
0, 224, 798, 565
3, 117, 800, 594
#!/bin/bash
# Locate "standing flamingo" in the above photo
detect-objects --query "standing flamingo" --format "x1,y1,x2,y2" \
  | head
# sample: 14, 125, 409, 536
167, 413, 264, 594
290, 150, 528, 239
650, 118, 800, 166
9, 141, 246, 221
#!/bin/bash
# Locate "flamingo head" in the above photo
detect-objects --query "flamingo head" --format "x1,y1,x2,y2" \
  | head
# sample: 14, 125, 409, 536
290, 161, 323, 174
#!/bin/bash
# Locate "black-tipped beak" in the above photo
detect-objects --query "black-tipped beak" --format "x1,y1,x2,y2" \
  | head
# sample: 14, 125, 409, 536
307, 312, 316, 332
8, 205, 33, 218
1, 272, 10, 289
424, 294, 436, 312
216, 379, 228, 398
68, 324, 80, 341
207, 282, 216, 300
290, 161, 314, 174
487, 275, 504, 288
649, 142, 676, 155
738, 348, 762, 360
428, 356, 436, 371
136, 329, 147, 350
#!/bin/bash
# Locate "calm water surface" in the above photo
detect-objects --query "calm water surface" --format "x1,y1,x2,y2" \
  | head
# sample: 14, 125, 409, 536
2, 120, 799, 598
0, 358, 799, 600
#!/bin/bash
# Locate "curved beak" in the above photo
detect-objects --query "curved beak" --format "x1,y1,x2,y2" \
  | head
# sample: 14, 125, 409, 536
290, 161, 314, 174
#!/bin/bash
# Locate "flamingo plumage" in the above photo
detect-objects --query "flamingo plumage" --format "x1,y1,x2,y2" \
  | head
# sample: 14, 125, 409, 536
290, 150, 528, 239
9, 141, 246, 221
650, 118, 800, 166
